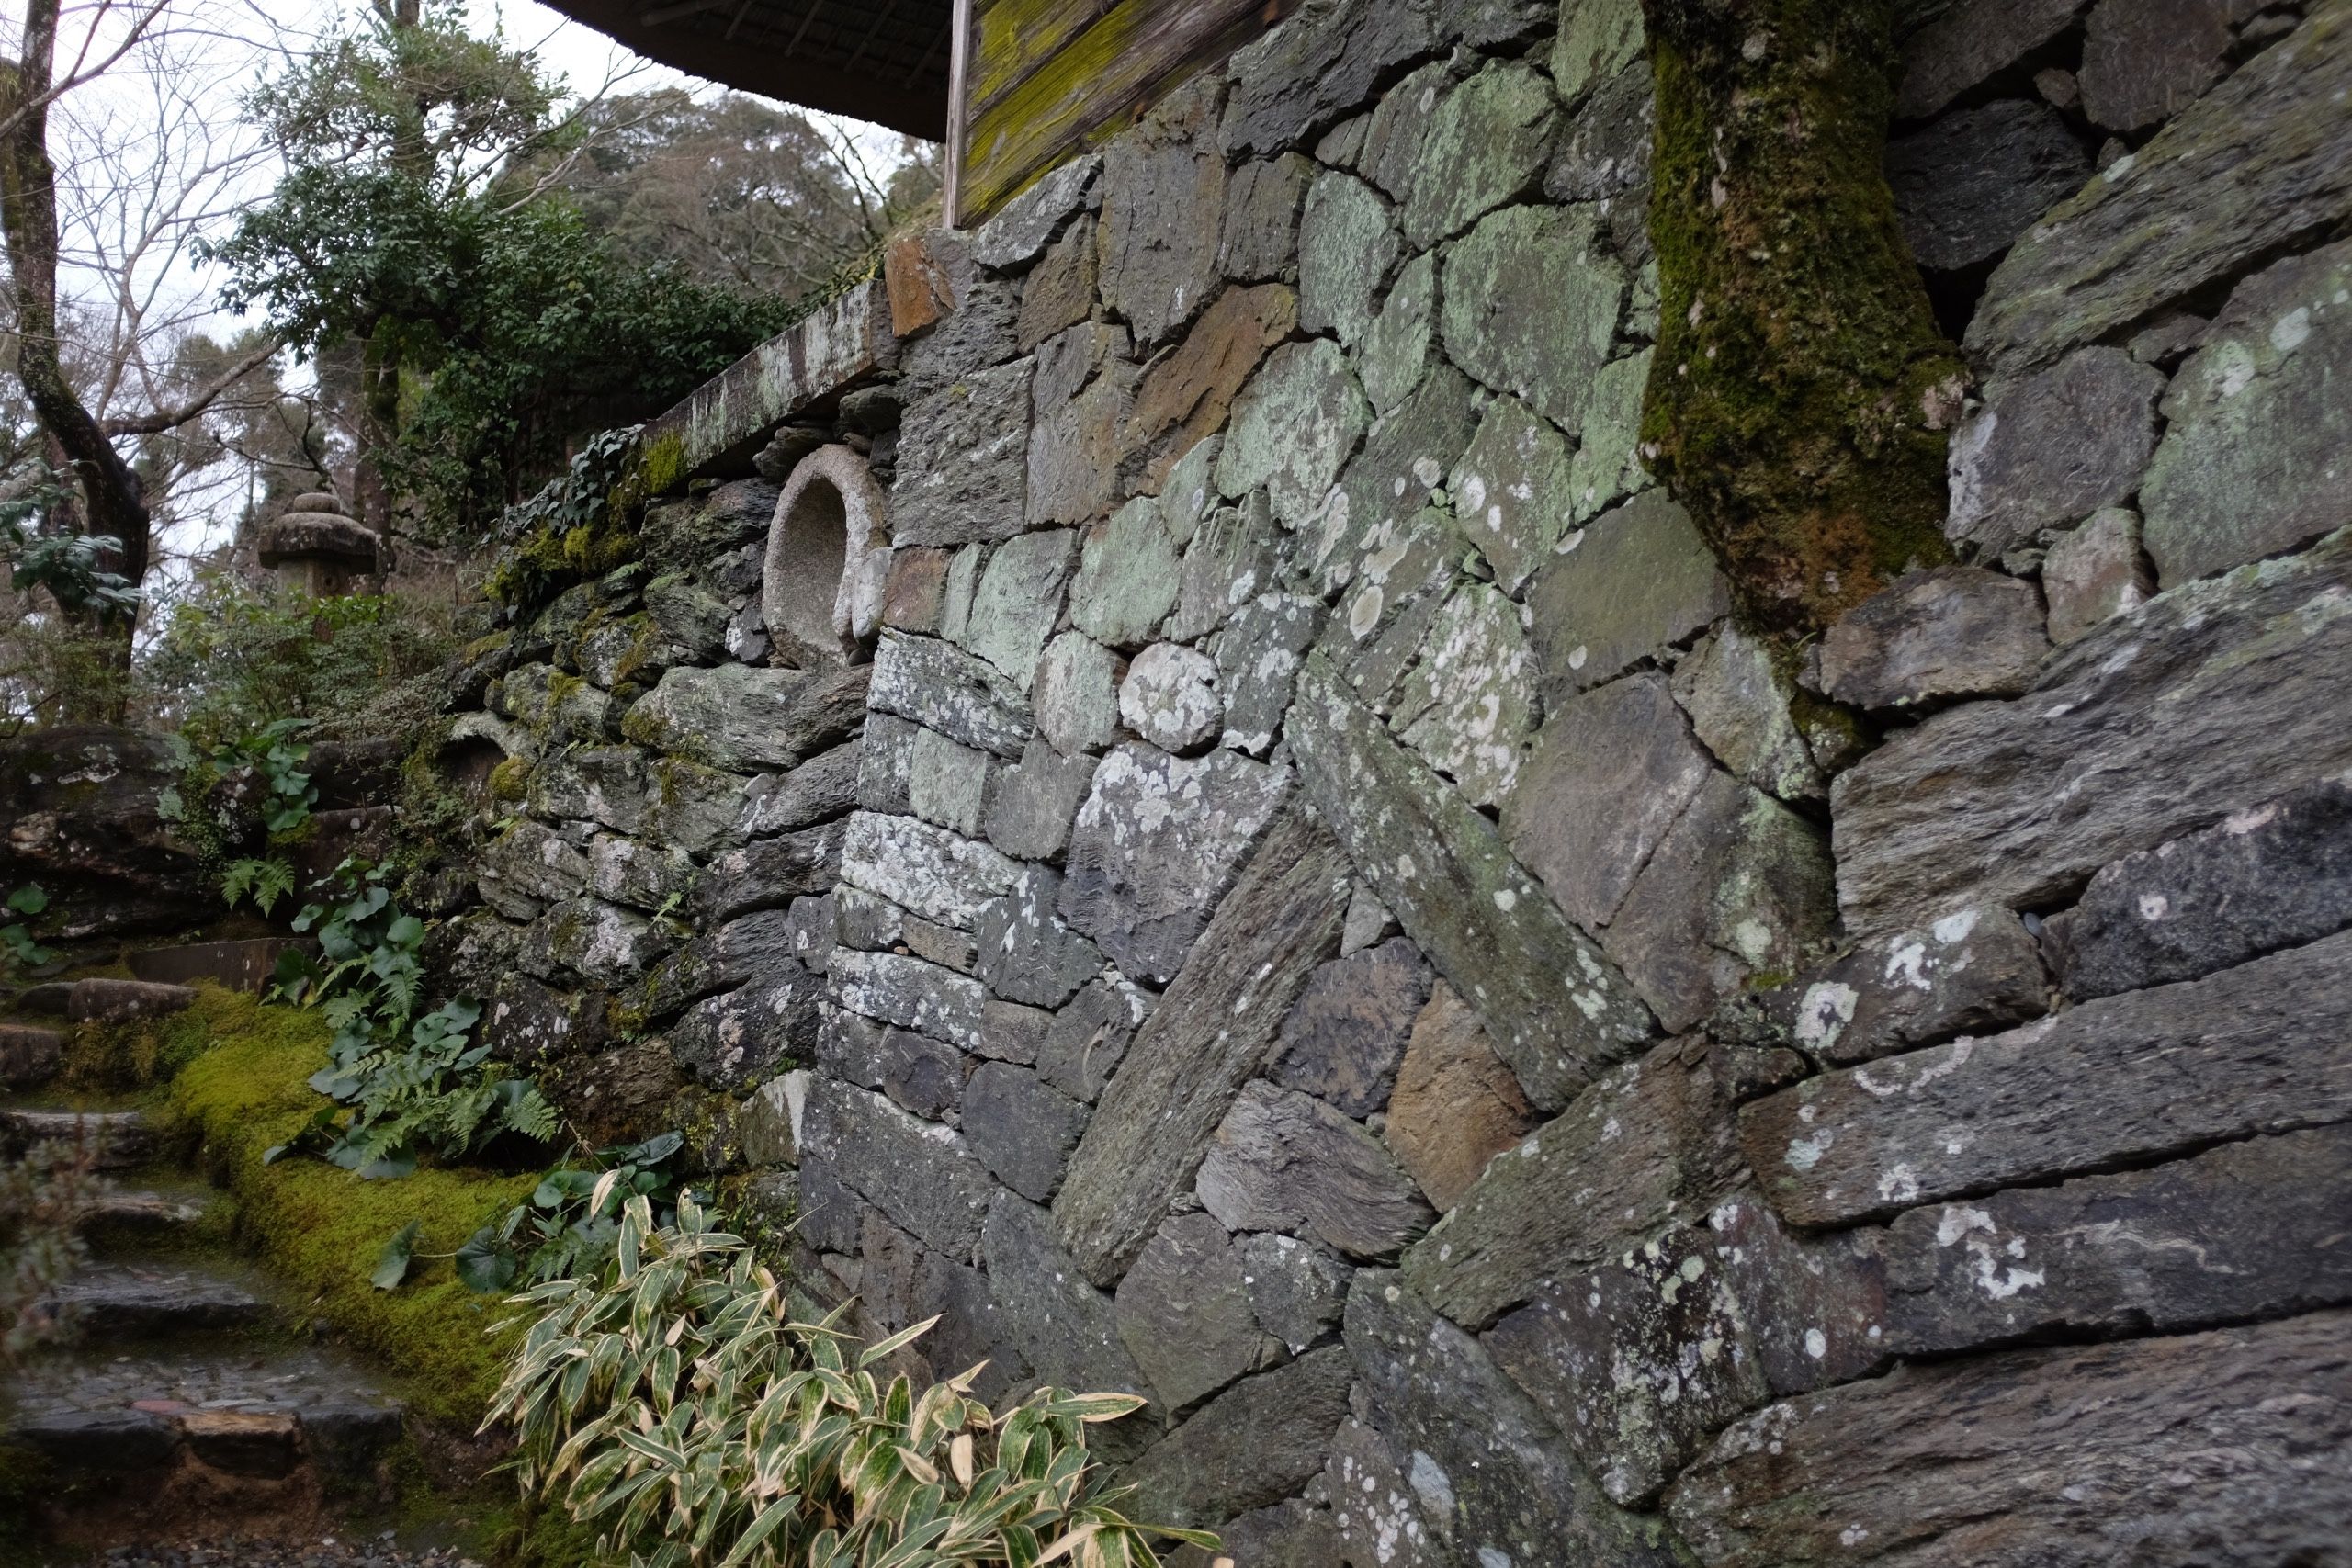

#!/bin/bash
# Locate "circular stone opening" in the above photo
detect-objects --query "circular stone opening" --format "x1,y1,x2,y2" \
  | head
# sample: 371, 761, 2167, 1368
763, 444, 889, 669
435, 734, 509, 810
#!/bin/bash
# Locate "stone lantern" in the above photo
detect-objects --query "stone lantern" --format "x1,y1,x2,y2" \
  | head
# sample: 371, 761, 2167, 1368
255, 491, 379, 598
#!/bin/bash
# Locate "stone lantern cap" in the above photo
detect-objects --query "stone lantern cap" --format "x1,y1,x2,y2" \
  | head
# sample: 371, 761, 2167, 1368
256, 510, 377, 570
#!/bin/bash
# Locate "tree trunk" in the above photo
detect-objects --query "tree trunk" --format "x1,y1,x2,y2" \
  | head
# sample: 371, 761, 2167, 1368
1638, 0, 1966, 638
0, 0, 150, 712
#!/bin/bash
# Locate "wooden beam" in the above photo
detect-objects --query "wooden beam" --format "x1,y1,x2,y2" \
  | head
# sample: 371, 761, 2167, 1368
944, 0, 972, 226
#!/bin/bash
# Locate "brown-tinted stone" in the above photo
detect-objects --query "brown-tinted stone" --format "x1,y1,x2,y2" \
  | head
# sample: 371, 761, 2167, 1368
1196, 1081, 1435, 1260
1014, 218, 1097, 352
2041, 505, 2153, 642
883, 230, 956, 337
1383, 983, 1536, 1212
1814, 567, 2051, 712
1118, 283, 1298, 493
1266, 937, 1433, 1117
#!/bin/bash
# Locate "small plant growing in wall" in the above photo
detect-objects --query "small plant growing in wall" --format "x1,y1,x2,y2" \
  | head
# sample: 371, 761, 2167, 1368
1, 884, 54, 976
489, 1194, 1217, 1568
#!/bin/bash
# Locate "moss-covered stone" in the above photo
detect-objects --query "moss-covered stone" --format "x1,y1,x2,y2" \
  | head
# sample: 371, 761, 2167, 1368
1640, 0, 1966, 637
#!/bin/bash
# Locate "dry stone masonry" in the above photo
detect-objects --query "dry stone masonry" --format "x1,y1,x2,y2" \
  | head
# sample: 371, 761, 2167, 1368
413, 0, 2352, 1561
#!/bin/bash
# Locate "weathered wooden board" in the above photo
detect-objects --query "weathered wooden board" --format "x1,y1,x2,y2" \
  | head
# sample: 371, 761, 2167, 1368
951, 0, 1287, 226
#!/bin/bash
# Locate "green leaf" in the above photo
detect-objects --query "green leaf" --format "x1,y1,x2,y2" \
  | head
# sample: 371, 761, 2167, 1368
373, 1220, 422, 1290
456, 1226, 520, 1293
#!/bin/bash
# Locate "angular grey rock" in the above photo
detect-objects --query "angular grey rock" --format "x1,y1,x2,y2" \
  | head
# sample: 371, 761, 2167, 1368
962, 1063, 1089, 1202
1114, 1212, 1277, 1412
1359, 59, 1455, 201
1401, 59, 1557, 248
1402, 1040, 1744, 1328
1232, 1231, 1351, 1355
525, 897, 669, 986
829, 948, 988, 1050
837, 810, 1021, 931
1054, 809, 1349, 1284
1096, 77, 1226, 348
1297, 170, 1397, 345
642, 575, 731, 661
1220, 0, 1437, 156
906, 728, 992, 839
1671, 625, 1826, 802
1118, 643, 1222, 753
737, 742, 863, 838
1195, 1081, 1434, 1260
2041, 505, 2154, 642
1604, 771, 1838, 1034
1031, 317, 1124, 412
1552, 0, 1644, 106
1741, 906, 2049, 1066
1217, 152, 1315, 281
1323, 1420, 1442, 1568
1037, 974, 1152, 1104
1831, 527, 2352, 932
1030, 631, 1120, 758
1315, 364, 1477, 598
1190, 1501, 1343, 1568
856, 714, 917, 815
639, 908, 802, 1019
1268, 938, 1433, 1118
1013, 220, 1096, 353
898, 261, 1019, 406
1294, 655, 1657, 1111
1896, 0, 2093, 119
1345, 1271, 1687, 1568
980, 738, 1097, 862
779, 891, 836, 974
1450, 391, 1577, 592
1213, 592, 1323, 756
972, 153, 1101, 271
799, 1078, 996, 1255
480, 820, 590, 920
1166, 495, 1277, 644
638, 758, 763, 855
1814, 566, 2050, 712
1545, 55, 1652, 202
1504, 672, 1713, 931
1393, 583, 1538, 809
1966, 9, 2352, 377
1069, 497, 1182, 649
1340, 881, 1397, 956
1355, 249, 1435, 414
873, 1027, 966, 1122
696, 819, 846, 921
2041, 772, 2352, 999
983, 1192, 1150, 1399
2079, 0, 2250, 132
1057, 743, 1291, 985
979, 997, 1052, 1066
1486, 1222, 1770, 1506
1216, 339, 1370, 529
621, 663, 865, 773
867, 631, 1033, 759
815, 1004, 887, 1090
1664, 1311, 2352, 1568
1026, 364, 1134, 527
738, 1069, 808, 1167
1525, 491, 1731, 700
2141, 239, 2352, 587
1125, 1349, 1352, 1528
1740, 930, 2352, 1226
1885, 99, 2090, 274
481, 971, 605, 1068
670, 964, 824, 1090
1946, 347, 2165, 560
1882, 1125, 2352, 1354
1441, 204, 1623, 432
960, 528, 1079, 685
889, 358, 1034, 547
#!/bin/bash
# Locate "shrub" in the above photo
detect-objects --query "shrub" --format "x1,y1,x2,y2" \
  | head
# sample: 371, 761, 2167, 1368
488, 1195, 1216, 1568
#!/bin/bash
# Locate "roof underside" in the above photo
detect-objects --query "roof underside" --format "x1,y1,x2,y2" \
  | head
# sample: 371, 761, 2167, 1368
544, 0, 956, 141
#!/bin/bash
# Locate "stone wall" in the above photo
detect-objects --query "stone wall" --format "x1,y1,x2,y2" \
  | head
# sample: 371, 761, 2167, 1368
433, 0, 2352, 1562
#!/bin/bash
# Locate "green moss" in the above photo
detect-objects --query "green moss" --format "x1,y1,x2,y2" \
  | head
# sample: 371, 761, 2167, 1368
488, 755, 533, 803
1641, 0, 1964, 639
637, 429, 687, 502
159, 989, 538, 1426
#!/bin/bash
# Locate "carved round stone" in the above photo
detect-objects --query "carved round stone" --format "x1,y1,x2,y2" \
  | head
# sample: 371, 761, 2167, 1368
764, 444, 890, 670
1118, 643, 1223, 752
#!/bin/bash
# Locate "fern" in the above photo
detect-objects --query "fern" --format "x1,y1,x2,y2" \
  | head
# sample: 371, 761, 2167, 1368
222, 856, 296, 915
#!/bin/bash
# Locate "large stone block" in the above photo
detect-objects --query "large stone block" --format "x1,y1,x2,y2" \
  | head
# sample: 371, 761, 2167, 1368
1896, 0, 2087, 119
1812, 567, 2051, 713
1118, 284, 1296, 493
696, 819, 846, 921
1401, 1039, 1744, 1329
1553, 0, 1645, 106
2041, 772, 2352, 1000
1096, 75, 1226, 348
1213, 592, 1323, 756
1965, 6, 2352, 377
1057, 743, 1291, 985
1733, 906, 2048, 1066
669, 963, 824, 1090
1885, 1125, 2352, 1356
1665, 1310, 2352, 1568
1221, 0, 1437, 156
1196, 1081, 1434, 1260
980, 739, 1097, 862
799, 1078, 996, 1256
890, 358, 1034, 547
1392, 583, 1538, 810
1316, 365, 1477, 600
1125, 1348, 1352, 1528
1670, 625, 1825, 804
973, 864, 1102, 1008
1440, 204, 1623, 433
829, 948, 988, 1050
1384, 982, 1536, 1212
1233, 1231, 1350, 1356
838, 810, 1020, 932
1294, 655, 1657, 1111
1031, 631, 1120, 755
1403, 59, 1557, 247
1166, 495, 1277, 645
1216, 339, 1370, 530
1885, 99, 2090, 275
1831, 526, 2352, 933
2141, 239, 2352, 587
1525, 491, 1730, 701
867, 632, 1033, 759
982, 1191, 1151, 1417
1054, 809, 1349, 1284
2041, 504, 2154, 643
960, 528, 1078, 685
1114, 1212, 1279, 1414
972, 153, 1100, 271
1118, 643, 1222, 754
1069, 497, 1182, 650
1740, 930, 2352, 1227
961, 1062, 1089, 1202
1449, 392, 1574, 593
1345, 1271, 1687, 1568
1297, 170, 1398, 345
1356, 250, 1435, 414
1026, 367, 1134, 529
1946, 347, 2164, 561
1268, 937, 1432, 1118
1216, 153, 1314, 282
2079, 0, 2256, 132
1036, 974, 1152, 1104
1322, 1420, 1443, 1568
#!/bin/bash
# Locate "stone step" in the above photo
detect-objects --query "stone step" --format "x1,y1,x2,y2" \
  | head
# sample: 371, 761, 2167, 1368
14, 979, 74, 1014
0, 1106, 156, 1168
39, 1259, 277, 1339
127, 936, 311, 994
0, 1021, 65, 1088
65, 976, 198, 1023
79, 1183, 212, 1244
